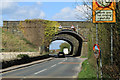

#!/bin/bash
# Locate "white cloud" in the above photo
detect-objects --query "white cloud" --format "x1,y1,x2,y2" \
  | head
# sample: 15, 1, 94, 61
52, 5, 92, 21
39, 11, 45, 18
0, 0, 18, 10
36, 2, 42, 5
53, 7, 75, 20
2, 2, 16, 9
2, 2, 46, 21
1, 0, 93, 2
75, 5, 92, 20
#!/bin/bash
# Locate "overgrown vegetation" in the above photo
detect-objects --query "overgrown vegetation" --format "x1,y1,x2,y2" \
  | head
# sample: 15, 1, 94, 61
78, 2, 120, 79
78, 60, 96, 79
83, 23, 120, 78
24, 19, 60, 46
78, 23, 97, 79
17, 54, 29, 59
19, 19, 60, 52
44, 20, 60, 47
2, 29, 37, 52
2, 19, 60, 54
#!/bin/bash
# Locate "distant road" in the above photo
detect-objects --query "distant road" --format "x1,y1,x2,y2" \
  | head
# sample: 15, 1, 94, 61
2, 57, 82, 80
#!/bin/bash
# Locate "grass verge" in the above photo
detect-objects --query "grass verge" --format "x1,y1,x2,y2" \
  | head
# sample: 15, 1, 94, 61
2, 29, 37, 52
78, 59, 97, 79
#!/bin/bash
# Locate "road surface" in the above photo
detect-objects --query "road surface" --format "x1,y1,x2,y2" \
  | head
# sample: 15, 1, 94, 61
1, 57, 83, 80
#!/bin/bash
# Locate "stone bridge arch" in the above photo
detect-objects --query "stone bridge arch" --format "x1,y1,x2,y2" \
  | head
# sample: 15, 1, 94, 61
51, 29, 85, 56
52, 37, 74, 55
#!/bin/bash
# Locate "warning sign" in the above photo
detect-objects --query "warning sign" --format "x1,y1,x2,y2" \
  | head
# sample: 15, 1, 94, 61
92, 0, 116, 23
96, 10, 113, 21
93, 44, 101, 58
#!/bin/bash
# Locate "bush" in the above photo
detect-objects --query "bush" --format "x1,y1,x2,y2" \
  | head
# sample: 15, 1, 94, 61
17, 54, 29, 59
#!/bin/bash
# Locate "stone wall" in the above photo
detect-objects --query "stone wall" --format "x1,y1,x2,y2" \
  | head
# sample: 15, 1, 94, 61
81, 42, 88, 57
57, 21, 91, 40
0, 52, 40, 62
3, 21, 91, 41
3, 21, 24, 37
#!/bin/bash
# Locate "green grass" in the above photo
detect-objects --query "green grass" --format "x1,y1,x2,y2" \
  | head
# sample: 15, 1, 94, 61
78, 59, 97, 79
2, 28, 37, 52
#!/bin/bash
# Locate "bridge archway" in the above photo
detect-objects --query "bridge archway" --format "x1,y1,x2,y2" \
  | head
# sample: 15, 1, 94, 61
51, 38, 73, 55
50, 29, 84, 56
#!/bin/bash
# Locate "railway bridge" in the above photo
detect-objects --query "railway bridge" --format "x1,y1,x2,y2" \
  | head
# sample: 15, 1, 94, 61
3, 21, 92, 57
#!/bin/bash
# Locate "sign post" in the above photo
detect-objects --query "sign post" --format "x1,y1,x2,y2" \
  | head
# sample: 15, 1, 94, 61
111, 24, 113, 65
92, 0, 116, 79
93, 44, 101, 80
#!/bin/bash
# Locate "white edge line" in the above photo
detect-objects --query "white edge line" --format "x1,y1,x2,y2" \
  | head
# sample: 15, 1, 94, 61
58, 58, 67, 64
34, 58, 68, 75
34, 69, 47, 74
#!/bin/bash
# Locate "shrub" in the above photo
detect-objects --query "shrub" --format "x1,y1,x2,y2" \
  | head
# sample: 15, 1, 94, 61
17, 54, 29, 59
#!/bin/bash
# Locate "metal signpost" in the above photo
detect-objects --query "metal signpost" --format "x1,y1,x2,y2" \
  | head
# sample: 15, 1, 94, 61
92, 0, 116, 79
111, 24, 113, 65
93, 44, 101, 80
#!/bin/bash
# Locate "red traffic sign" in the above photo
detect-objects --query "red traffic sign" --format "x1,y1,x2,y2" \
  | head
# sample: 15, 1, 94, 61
71, 25, 76, 31
93, 44, 100, 58
71, 25, 75, 29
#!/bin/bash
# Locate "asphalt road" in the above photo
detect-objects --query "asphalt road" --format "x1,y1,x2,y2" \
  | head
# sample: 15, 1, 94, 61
1, 57, 82, 80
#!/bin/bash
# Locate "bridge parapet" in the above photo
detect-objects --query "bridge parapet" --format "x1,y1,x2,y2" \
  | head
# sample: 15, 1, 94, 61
57, 26, 88, 42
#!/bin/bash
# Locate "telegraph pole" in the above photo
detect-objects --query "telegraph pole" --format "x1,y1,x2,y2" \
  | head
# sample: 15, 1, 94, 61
96, 24, 103, 80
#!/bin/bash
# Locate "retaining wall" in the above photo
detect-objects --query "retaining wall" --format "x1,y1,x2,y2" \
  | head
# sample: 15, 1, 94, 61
0, 52, 40, 62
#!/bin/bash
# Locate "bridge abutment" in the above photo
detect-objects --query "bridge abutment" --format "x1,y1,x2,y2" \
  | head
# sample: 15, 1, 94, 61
81, 42, 88, 57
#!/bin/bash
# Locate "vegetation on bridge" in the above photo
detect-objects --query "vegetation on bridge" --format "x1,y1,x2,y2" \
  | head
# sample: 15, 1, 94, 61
19, 19, 60, 53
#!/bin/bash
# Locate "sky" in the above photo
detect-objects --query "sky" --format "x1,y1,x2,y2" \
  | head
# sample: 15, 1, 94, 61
49, 40, 66, 50
0, 0, 92, 26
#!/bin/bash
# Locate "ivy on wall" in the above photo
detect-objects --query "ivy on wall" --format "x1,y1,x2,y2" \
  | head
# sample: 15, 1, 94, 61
18, 19, 60, 50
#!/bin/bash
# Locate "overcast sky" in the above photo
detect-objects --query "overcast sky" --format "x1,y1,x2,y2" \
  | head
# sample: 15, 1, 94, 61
0, 0, 92, 26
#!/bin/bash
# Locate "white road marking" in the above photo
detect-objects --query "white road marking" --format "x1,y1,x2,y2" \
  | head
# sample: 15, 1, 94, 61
34, 58, 68, 75
23, 77, 26, 78
63, 58, 67, 62
34, 69, 47, 74
66, 58, 67, 60
50, 64, 56, 68
58, 58, 67, 64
